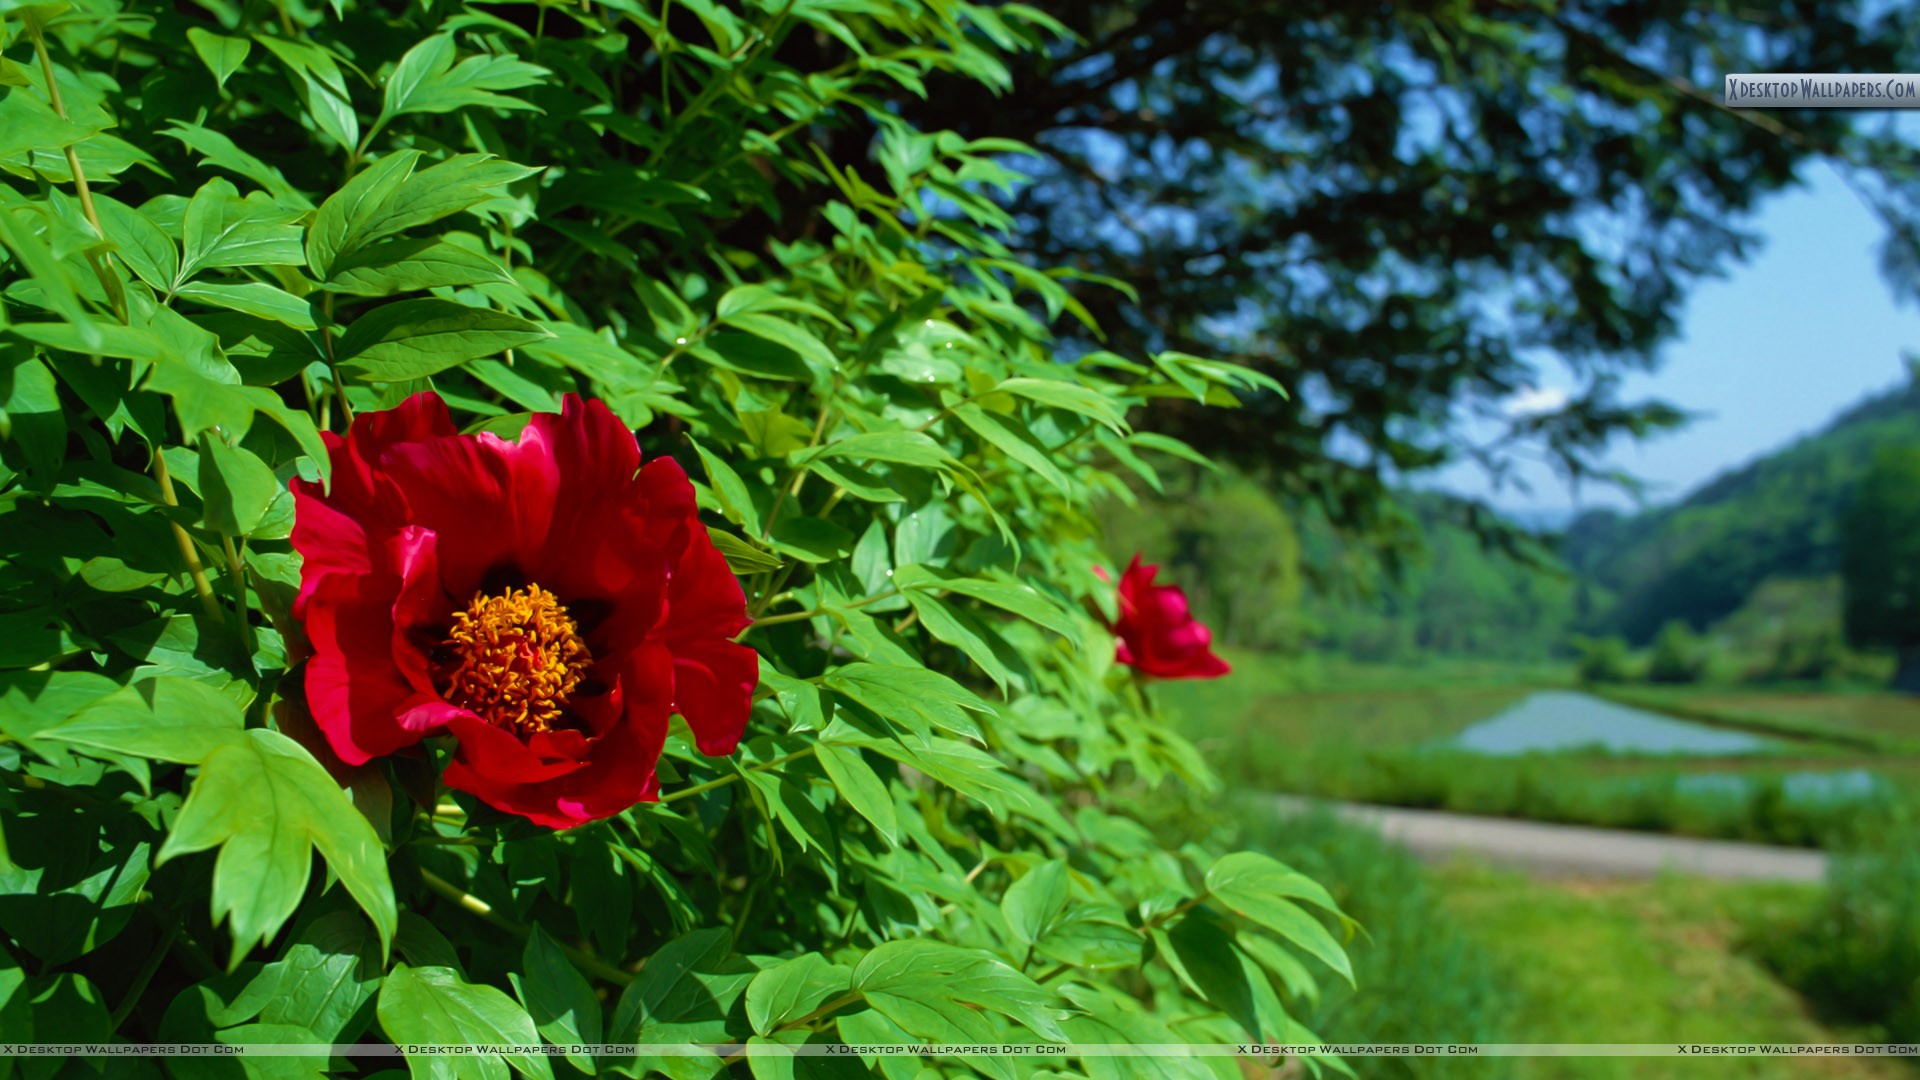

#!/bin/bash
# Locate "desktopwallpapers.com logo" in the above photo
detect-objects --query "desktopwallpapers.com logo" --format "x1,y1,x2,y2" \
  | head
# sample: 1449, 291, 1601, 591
1724, 73, 1920, 107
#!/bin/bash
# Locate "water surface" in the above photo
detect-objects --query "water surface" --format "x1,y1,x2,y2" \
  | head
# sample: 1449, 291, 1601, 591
1451, 691, 1774, 756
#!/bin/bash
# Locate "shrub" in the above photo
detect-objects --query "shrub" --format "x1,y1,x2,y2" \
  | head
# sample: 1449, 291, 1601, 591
1759, 819, 1920, 1043
1206, 804, 1515, 1080
1572, 634, 1636, 684
1645, 620, 1708, 684
0, 0, 1347, 1071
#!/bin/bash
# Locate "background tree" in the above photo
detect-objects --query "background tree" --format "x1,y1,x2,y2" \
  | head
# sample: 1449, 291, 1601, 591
860, 0, 1920, 571
1840, 444, 1920, 692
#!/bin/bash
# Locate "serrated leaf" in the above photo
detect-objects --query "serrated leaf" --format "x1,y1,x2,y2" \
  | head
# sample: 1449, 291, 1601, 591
44, 677, 245, 764
157, 729, 397, 965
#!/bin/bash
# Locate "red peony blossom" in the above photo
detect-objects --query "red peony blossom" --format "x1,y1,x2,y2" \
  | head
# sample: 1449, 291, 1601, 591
291, 392, 757, 828
1098, 555, 1230, 680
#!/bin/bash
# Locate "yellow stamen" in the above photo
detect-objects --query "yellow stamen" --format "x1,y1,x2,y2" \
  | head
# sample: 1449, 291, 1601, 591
443, 584, 591, 734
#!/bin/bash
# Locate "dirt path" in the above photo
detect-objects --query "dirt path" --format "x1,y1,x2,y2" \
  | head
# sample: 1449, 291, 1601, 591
1277, 796, 1830, 882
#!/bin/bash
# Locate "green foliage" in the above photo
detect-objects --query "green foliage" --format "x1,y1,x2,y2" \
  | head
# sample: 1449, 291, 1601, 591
1759, 817, 1920, 1043
1570, 636, 1634, 685
0, 0, 1350, 1073
1225, 807, 1514, 1080
1841, 443, 1920, 689
1644, 621, 1708, 685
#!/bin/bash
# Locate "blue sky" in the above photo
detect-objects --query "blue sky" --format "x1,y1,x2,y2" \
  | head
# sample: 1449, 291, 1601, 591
1430, 162, 1918, 517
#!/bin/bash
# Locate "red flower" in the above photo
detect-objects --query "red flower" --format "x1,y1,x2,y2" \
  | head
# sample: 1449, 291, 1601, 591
291, 392, 756, 828
1098, 555, 1230, 680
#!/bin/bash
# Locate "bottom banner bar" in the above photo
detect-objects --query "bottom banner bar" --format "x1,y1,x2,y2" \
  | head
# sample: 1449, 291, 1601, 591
1, 1043, 1917, 1059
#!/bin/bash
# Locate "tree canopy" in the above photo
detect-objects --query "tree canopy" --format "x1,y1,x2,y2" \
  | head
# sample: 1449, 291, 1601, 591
864, 0, 1920, 557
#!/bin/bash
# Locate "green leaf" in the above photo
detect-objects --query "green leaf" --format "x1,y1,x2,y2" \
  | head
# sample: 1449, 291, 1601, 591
850, 940, 1065, 1043
335, 299, 550, 381
44, 677, 245, 764
708, 528, 783, 575
1031, 905, 1143, 972
325, 236, 513, 297
723, 313, 837, 375
952, 403, 1070, 492
822, 663, 986, 743
814, 743, 897, 848
791, 431, 950, 470
177, 178, 306, 285
251, 909, 385, 1043
891, 565, 1081, 643
198, 437, 281, 536
609, 927, 734, 1041
989, 376, 1128, 433
1001, 859, 1069, 948
746, 953, 851, 1036
306, 151, 421, 281
379, 964, 553, 1080
1206, 851, 1344, 918
900, 589, 1018, 691
766, 516, 855, 565
310, 152, 536, 280
160, 122, 312, 209
1165, 911, 1267, 1041
1205, 852, 1352, 984
92, 193, 179, 290
187, 28, 251, 91
690, 439, 764, 536
512, 926, 601, 1075
175, 281, 317, 330
157, 729, 397, 964
255, 36, 359, 152
380, 35, 548, 122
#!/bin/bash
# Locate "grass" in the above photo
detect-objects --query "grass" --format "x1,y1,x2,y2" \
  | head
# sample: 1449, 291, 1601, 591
1429, 859, 1918, 1080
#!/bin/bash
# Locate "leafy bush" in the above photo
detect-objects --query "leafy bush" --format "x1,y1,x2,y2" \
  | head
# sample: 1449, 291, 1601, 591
0, 0, 1349, 1073
1571, 635, 1636, 684
1760, 818, 1920, 1043
1222, 807, 1514, 1080
1644, 621, 1708, 684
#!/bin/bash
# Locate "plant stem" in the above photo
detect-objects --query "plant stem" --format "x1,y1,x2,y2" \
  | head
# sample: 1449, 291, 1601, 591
152, 449, 224, 624
220, 534, 257, 658
662, 747, 817, 804
417, 867, 634, 986
27, 17, 124, 322
739, 588, 902, 635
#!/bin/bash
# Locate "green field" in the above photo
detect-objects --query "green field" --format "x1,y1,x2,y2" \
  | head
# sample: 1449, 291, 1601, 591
1430, 859, 1917, 1080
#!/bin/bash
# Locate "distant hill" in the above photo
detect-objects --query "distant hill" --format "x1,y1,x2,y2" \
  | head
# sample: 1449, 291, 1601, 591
1562, 368, 1920, 644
